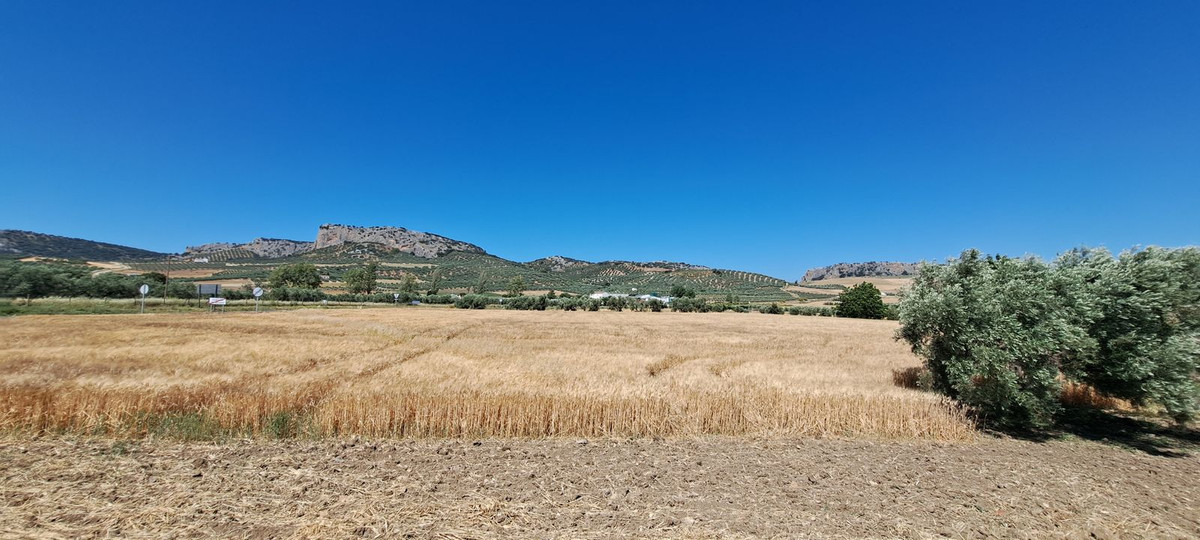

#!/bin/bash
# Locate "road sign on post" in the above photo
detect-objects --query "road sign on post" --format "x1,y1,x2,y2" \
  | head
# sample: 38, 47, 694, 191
253, 287, 263, 312
138, 284, 149, 314
394, 293, 400, 304
196, 284, 221, 308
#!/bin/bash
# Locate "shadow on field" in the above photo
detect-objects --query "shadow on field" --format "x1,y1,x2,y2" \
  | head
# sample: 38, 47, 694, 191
891, 368, 1199, 457
1011, 407, 1200, 458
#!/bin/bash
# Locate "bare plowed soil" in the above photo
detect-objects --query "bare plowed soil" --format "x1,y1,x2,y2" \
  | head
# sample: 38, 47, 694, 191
2, 436, 1196, 539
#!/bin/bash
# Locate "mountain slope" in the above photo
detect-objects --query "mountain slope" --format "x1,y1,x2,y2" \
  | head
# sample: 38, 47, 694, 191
314, 224, 486, 258
4, 224, 803, 301
186, 238, 314, 258
184, 224, 486, 261
0, 230, 166, 261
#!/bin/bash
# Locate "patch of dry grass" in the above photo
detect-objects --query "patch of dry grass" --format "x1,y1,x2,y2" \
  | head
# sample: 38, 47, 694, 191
808, 276, 914, 294
1060, 381, 1135, 411
0, 309, 976, 440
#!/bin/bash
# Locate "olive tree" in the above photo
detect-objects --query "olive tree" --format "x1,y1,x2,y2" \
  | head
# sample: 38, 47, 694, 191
507, 276, 526, 297
1056, 247, 1200, 422
900, 247, 1200, 429
898, 251, 1093, 429
344, 262, 379, 294
269, 263, 322, 289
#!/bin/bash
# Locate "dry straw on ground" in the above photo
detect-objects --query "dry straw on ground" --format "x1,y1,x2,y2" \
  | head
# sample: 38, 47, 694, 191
0, 309, 976, 441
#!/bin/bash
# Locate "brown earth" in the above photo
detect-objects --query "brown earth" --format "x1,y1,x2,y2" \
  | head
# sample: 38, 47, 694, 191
807, 276, 915, 294
2, 436, 1196, 539
163, 269, 223, 278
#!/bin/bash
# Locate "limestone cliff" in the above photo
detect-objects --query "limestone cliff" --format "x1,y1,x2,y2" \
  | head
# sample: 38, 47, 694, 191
313, 224, 485, 258
801, 261, 920, 282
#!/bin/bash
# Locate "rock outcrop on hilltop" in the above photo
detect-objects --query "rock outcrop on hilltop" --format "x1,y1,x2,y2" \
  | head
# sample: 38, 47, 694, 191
801, 261, 920, 282
313, 224, 486, 258
527, 255, 593, 272
184, 242, 238, 254
182, 224, 484, 259
185, 238, 314, 258
240, 238, 314, 258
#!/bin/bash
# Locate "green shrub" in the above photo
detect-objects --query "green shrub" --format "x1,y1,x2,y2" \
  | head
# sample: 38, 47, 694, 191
267, 287, 328, 302
835, 282, 888, 319
504, 295, 548, 310
671, 297, 710, 313
454, 295, 495, 309
760, 303, 784, 315
602, 296, 629, 311
669, 285, 697, 298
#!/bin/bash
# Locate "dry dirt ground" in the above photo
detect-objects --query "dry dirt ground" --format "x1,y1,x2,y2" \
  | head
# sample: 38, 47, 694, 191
2, 435, 1197, 539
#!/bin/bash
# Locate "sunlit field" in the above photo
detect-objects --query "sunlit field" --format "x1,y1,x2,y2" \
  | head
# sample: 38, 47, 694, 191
0, 309, 974, 441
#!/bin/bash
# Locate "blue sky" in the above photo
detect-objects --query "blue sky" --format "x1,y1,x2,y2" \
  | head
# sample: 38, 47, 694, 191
2, 2, 1197, 279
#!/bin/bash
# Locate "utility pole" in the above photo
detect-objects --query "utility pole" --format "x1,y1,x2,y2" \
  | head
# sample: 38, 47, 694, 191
163, 254, 171, 305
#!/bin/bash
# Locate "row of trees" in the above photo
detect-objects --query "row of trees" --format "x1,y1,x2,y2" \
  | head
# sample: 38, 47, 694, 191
4, 260, 849, 317
269, 263, 435, 296
268, 263, 745, 301
445, 293, 838, 316
0, 260, 196, 299
899, 247, 1199, 429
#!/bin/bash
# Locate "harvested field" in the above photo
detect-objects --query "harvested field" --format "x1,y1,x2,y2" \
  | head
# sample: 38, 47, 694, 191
160, 268, 223, 278
2, 436, 1197, 538
191, 277, 255, 288
808, 276, 914, 294
0, 309, 974, 440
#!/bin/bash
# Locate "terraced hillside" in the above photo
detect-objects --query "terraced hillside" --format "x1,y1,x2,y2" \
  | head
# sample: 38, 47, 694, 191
8, 224, 914, 303
127, 246, 798, 301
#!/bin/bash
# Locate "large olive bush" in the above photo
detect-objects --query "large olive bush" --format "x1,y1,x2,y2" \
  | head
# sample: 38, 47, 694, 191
899, 247, 1199, 429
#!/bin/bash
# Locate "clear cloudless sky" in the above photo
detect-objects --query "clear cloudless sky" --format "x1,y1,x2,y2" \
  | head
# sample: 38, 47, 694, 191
1, 1, 1197, 279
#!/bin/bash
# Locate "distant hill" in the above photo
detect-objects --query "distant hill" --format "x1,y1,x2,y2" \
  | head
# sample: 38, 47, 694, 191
4, 224, 810, 302
186, 238, 314, 258
184, 224, 485, 260
801, 261, 920, 282
526, 255, 592, 272
0, 230, 166, 261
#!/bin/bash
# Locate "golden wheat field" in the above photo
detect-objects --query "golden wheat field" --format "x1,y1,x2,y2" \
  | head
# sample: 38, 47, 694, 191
0, 308, 975, 441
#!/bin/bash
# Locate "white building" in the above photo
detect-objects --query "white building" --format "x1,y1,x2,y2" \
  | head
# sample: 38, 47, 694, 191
589, 292, 671, 304
588, 292, 628, 300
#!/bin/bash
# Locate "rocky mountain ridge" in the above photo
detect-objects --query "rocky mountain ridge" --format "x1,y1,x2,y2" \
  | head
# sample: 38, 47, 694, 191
0, 230, 166, 260
314, 224, 485, 258
184, 224, 486, 260
186, 238, 314, 258
801, 261, 920, 282
526, 256, 593, 272
8, 226, 922, 287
